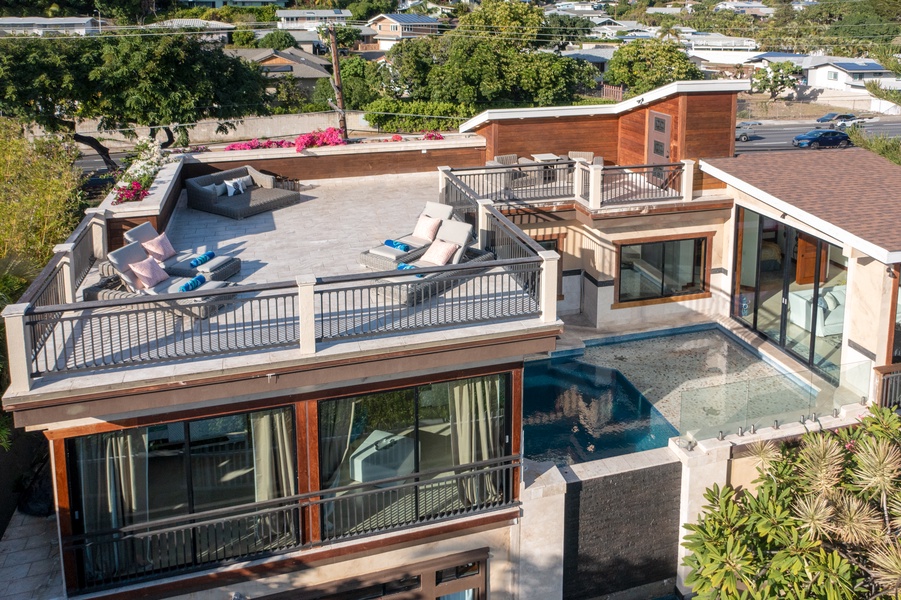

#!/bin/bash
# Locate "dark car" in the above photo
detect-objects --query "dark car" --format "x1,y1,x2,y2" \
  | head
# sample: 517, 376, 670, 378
792, 129, 852, 149
816, 112, 840, 123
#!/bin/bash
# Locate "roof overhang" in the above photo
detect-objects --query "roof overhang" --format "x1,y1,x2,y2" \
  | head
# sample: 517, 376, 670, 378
699, 159, 900, 264
458, 79, 751, 132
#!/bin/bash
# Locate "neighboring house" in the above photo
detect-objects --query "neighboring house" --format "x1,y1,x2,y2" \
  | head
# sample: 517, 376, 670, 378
178, 0, 289, 6
561, 47, 616, 80
226, 47, 331, 92
150, 18, 235, 42
805, 57, 901, 92
367, 13, 442, 50
10, 77, 901, 600
681, 32, 757, 52
277, 9, 353, 31
0, 16, 99, 36
592, 20, 651, 39
647, 6, 688, 15
714, 1, 775, 16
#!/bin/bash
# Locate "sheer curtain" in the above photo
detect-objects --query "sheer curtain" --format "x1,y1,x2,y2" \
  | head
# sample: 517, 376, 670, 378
75, 429, 149, 580
319, 398, 356, 488
251, 407, 297, 502
447, 375, 505, 506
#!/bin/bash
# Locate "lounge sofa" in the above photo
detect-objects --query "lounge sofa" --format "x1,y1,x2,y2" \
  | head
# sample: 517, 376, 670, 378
787, 286, 846, 337
185, 166, 300, 220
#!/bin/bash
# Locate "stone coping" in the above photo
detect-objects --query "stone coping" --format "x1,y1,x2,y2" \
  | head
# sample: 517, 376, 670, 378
97, 157, 184, 219
187, 135, 486, 164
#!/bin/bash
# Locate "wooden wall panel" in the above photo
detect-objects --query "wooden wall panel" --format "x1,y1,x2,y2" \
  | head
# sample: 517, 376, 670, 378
476, 123, 498, 159
490, 115, 619, 163
617, 109, 647, 166
181, 147, 486, 183
694, 169, 727, 191
105, 179, 182, 251
682, 92, 736, 160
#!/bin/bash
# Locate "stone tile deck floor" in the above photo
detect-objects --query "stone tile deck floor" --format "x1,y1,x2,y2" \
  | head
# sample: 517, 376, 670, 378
0, 512, 62, 600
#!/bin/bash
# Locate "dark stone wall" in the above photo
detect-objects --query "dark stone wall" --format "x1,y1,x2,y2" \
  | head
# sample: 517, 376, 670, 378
562, 461, 682, 599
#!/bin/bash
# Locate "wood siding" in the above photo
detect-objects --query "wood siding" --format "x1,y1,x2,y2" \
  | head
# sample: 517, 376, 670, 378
181, 147, 485, 182
617, 109, 647, 166
484, 116, 619, 164
695, 169, 728, 191
683, 92, 736, 160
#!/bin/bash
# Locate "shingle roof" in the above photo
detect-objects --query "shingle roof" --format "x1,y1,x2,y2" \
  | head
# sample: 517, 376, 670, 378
703, 149, 901, 260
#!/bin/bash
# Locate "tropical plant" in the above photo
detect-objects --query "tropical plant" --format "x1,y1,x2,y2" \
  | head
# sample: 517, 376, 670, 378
295, 128, 347, 151
258, 29, 297, 50
604, 39, 704, 97
683, 406, 901, 598
751, 61, 801, 101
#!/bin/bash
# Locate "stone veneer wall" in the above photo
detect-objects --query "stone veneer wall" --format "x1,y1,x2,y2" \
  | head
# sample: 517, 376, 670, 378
562, 461, 682, 599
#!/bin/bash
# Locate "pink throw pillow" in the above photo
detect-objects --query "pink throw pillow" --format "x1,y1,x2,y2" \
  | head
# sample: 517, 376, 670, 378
141, 232, 177, 262
130, 256, 169, 289
420, 240, 460, 266
412, 215, 441, 242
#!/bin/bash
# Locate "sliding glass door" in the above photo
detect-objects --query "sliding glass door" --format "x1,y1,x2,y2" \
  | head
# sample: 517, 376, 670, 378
732, 207, 847, 382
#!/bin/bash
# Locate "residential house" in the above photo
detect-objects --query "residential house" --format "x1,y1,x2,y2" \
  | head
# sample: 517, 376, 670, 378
6, 78, 901, 600
561, 47, 616, 80
367, 13, 442, 50
0, 16, 99, 36
714, 0, 774, 16
178, 0, 289, 7
804, 56, 901, 92
591, 19, 651, 39
225, 47, 332, 92
150, 18, 235, 43
277, 9, 353, 31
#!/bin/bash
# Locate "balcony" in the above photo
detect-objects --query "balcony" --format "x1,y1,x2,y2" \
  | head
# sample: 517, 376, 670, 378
2, 169, 560, 396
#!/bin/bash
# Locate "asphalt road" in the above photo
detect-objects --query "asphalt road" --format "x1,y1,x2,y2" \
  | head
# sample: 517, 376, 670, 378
735, 118, 901, 153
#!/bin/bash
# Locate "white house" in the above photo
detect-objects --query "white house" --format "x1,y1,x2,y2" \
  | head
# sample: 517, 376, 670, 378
0, 16, 99, 36
805, 57, 901, 92
277, 9, 353, 31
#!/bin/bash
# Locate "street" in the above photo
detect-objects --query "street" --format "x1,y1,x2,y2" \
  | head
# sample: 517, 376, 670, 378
735, 117, 901, 153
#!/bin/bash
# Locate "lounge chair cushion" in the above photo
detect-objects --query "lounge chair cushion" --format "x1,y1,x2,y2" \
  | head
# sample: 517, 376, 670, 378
422, 201, 454, 220
412, 215, 441, 242
142, 233, 177, 262
130, 256, 170, 288
420, 240, 460, 267
433, 220, 473, 265
225, 178, 245, 196
108, 241, 152, 291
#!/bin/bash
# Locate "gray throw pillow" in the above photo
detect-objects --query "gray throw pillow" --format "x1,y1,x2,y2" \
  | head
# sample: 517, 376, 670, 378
238, 174, 254, 189
214, 182, 228, 197
202, 183, 217, 196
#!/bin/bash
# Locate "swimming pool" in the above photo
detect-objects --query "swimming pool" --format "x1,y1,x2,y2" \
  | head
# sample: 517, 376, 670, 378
523, 358, 678, 465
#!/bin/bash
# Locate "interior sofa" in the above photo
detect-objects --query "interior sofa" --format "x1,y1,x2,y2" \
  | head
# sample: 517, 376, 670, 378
788, 286, 846, 337
185, 166, 300, 220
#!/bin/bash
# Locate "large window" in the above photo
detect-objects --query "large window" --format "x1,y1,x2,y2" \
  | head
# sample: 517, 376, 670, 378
319, 373, 509, 538
67, 407, 296, 586
618, 237, 707, 303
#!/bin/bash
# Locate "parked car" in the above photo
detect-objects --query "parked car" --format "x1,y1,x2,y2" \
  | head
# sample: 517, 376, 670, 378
792, 129, 852, 149
737, 121, 762, 128
735, 126, 754, 142
834, 115, 879, 129
816, 112, 840, 123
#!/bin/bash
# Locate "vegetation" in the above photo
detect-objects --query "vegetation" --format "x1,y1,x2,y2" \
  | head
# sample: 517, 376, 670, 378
364, 98, 476, 132
847, 129, 901, 166
751, 61, 801, 101
0, 34, 269, 168
346, 0, 397, 22
684, 406, 901, 599
0, 118, 86, 451
258, 30, 297, 51
604, 39, 703, 97
540, 14, 596, 51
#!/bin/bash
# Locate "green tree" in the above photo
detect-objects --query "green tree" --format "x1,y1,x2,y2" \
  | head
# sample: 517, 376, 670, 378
604, 39, 703, 97
684, 406, 901, 599
313, 55, 379, 110
346, 0, 397, 21
751, 60, 800, 100
317, 24, 362, 50
453, 0, 545, 50
540, 14, 595, 50
232, 28, 258, 48
865, 46, 901, 112
258, 29, 297, 50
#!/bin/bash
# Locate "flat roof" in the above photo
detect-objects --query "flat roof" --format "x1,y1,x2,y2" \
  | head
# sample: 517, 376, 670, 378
702, 148, 901, 263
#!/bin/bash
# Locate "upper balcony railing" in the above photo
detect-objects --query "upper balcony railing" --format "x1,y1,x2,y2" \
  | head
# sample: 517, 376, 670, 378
441, 158, 696, 211
3, 183, 558, 393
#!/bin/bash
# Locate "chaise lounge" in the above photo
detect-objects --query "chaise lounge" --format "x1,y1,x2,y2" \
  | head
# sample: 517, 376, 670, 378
123, 222, 241, 281
185, 166, 301, 220
359, 202, 456, 271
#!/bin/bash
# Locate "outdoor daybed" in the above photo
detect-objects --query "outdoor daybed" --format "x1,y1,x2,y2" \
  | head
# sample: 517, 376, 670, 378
185, 166, 301, 220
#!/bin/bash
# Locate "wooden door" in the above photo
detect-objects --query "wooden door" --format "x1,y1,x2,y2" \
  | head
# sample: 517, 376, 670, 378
796, 233, 826, 285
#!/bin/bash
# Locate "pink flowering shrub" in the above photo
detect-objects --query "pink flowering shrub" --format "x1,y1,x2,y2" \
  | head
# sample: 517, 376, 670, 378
295, 128, 347, 151
225, 138, 294, 151
112, 180, 150, 205
421, 131, 444, 140
391, 134, 404, 142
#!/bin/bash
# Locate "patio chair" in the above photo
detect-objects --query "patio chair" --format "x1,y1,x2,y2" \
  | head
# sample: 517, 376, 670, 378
102, 242, 236, 320
491, 154, 519, 166
185, 166, 301, 220
358, 201, 455, 271
568, 151, 594, 162
123, 222, 241, 281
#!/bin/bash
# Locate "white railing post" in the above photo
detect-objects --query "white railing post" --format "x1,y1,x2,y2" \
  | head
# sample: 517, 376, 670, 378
85, 207, 109, 260
588, 163, 604, 210
52, 243, 76, 303
437, 166, 451, 204
538, 250, 559, 323
572, 158, 586, 200
477, 198, 493, 251
681, 159, 695, 201
2, 303, 33, 393
297, 275, 316, 355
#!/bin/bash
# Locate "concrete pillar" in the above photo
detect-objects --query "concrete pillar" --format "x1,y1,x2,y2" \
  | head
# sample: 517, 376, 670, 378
670, 437, 731, 596
681, 159, 696, 201
588, 163, 604, 210
539, 250, 559, 323
572, 158, 587, 200
517, 460, 567, 600
437, 165, 451, 204
296, 275, 316, 355
2, 303, 34, 393
52, 244, 76, 304
85, 207, 109, 260
477, 198, 493, 252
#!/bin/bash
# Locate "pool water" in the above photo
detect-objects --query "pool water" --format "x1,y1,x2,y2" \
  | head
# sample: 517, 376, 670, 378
523, 358, 678, 465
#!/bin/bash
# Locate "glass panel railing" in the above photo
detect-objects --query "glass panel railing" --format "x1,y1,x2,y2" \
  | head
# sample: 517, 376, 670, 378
678, 361, 871, 443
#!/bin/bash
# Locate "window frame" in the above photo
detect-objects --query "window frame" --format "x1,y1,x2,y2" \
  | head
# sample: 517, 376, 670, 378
613, 233, 714, 308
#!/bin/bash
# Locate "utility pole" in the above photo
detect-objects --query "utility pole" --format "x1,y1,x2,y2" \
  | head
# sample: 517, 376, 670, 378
327, 24, 347, 140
